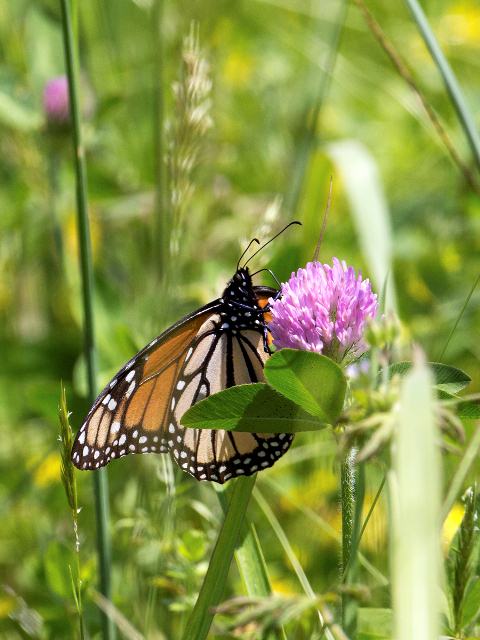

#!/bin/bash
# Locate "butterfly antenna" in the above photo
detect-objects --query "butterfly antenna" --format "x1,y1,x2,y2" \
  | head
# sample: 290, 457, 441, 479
237, 238, 260, 271
249, 268, 282, 288
243, 221, 302, 268
312, 176, 333, 262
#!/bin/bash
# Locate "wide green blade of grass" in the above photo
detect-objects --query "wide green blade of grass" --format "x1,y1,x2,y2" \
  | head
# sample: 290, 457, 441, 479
389, 353, 441, 640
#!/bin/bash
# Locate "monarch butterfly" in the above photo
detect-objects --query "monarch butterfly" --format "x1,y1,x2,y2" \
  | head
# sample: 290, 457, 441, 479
71, 225, 299, 483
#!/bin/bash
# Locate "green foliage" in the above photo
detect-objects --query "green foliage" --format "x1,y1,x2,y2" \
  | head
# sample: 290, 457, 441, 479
1, 0, 480, 638
264, 349, 346, 423
182, 383, 328, 433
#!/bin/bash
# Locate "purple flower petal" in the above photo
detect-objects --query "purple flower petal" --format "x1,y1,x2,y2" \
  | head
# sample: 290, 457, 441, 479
269, 259, 377, 363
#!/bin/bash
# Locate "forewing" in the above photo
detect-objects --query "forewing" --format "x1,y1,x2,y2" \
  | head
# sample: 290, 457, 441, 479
71, 305, 218, 470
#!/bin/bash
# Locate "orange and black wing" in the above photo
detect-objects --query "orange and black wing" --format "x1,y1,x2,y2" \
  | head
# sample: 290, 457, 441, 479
72, 286, 293, 483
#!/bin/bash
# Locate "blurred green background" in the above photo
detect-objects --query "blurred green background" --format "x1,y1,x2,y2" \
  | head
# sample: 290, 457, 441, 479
1, 0, 479, 637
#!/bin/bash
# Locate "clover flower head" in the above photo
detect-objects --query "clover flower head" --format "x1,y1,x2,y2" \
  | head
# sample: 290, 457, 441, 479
43, 76, 70, 125
269, 259, 378, 363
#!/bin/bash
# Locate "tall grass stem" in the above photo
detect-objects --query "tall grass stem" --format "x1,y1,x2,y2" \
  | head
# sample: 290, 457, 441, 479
182, 476, 257, 640
442, 425, 480, 522
403, 0, 480, 170
216, 487, 287, 640
438, 273, 480, 360
152, 0, 168, 280
59, 1, 113, 637
340, 446, 365, 636
254, 488, 336, 640
285, 0, 348, 216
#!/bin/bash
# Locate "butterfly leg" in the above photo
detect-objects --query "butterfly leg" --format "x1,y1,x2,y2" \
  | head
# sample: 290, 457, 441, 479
263, 325, 273, 354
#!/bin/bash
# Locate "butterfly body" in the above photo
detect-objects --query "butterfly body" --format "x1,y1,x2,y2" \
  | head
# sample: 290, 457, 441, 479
72, 266, 293, 483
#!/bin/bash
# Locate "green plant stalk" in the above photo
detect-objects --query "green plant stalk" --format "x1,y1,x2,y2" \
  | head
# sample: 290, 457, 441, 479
442, 425, 480, 523
216, 487, 287, 640
152, 0, 168, 280
182, 475, 256, 640
254, 488, 336, 640
439, 273, 480, 360
285, 0, 348, 216
341, 445, 365, 637
59, 1, 113, 638
403, 0, 480, 170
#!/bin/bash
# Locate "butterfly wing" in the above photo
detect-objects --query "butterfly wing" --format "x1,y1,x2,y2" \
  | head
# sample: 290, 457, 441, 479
72, 286, 293, 483
71, 301, 219, 470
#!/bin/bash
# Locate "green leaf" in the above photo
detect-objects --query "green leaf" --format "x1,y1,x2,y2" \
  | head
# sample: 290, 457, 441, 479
358, 608, 393, 639
264, 349, 346, 424
387, 361, 471, 394
181, 383, 328, 433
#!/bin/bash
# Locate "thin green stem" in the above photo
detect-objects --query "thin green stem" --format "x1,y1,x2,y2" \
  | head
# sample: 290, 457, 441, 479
442, 425, 480, 523
403, 0, 480, 170
438, 273, 480, 360
341, 446, 365, 637
59, 2, 113, 638
285, 0, 348, 216
216, 487, 286, 640
152, 0, 168, 280
254, 488, 336, 640
182, 476, 256, 640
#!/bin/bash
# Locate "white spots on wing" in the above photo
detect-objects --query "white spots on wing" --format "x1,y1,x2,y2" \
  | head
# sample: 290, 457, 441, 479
174, 450, 179, 458
199, 473, 206, 480
168, 423, 175, 434
219, 465, 227, 473
110, 379, 117, 388
176, 380, 186, 391
83, 445, 89, 457
171, 397, 176, 410
220, 322, 229, 329
111, 422, 121, 434
118, 434, 126, 446
125, 358, 136, 370
129, 444, 136, 451
180, 451, 187, 459
142, 446, 149, 452
108, 398, 117, 411
125, 370, 135, 383
153, 435, 159, 442
102, 394, 111, 405
94, 450, 100, 460
149, 338, 158, 347
185, 347, 194, 362
132, 430, 138, 439
126, 381, 136, 398
139, 436, 147, 444
78, 431, 85, 445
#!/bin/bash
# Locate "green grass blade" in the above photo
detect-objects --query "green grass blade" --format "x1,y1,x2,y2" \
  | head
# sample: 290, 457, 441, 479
285, 0, 348, 216
254, 488, 337, 640
59, 1, 113, 637
390, 353, 441, 640
327, 140, 396, 311
182, 476, 257, 640
216, 487, 287, 640
438, 273, 480, 360
442, 425, 480, 523
403, 0, 480, 170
